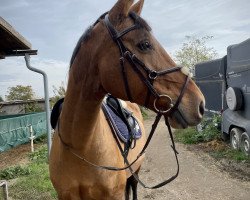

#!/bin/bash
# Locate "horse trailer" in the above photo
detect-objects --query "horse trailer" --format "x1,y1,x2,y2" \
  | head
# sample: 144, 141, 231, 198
195, 38, 250, 155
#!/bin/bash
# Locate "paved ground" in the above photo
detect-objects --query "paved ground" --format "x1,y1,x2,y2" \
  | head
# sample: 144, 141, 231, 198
137, 117, 250, 200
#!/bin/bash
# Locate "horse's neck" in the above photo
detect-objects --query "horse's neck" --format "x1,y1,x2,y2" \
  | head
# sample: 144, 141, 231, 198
59, 96, 103, 149
59, 63, 104, 149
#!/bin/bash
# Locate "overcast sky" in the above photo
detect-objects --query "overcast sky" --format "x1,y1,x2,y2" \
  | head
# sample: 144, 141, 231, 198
0, 0, 250, 99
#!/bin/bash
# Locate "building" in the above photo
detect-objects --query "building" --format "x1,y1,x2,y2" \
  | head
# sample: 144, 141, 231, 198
0, 99, 46, 115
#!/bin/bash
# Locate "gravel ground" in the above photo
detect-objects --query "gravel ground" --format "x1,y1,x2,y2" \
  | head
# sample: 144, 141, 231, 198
137, 117, 250, 200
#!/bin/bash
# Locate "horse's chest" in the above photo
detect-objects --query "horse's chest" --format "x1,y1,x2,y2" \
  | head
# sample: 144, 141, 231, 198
78, 184, 125, 200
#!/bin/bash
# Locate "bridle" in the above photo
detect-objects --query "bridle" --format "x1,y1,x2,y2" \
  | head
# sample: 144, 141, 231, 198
104, 12, 190, 113
58, 12, 191, 189
103, 11, 190, 189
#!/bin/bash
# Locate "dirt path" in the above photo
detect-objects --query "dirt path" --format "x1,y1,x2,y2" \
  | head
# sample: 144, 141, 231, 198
0, 143, 44, 170
137, 117, 250, 200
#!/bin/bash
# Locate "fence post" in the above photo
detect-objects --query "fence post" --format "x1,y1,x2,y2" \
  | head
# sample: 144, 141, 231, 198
0, 180, 9, 200
29, 125, 35, 152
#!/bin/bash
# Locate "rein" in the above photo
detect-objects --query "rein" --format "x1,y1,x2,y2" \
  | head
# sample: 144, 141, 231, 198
58, 12, 190, 189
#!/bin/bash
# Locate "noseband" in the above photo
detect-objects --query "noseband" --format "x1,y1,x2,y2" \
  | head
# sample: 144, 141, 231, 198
104, 12, 190, 114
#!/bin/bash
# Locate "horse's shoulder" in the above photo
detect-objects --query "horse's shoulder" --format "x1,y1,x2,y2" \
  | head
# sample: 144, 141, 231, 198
124, 101, 142, 120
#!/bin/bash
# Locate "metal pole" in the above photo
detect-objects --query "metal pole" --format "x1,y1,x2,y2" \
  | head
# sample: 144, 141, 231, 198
24, 54, 51, 157
0, 180, 8, 200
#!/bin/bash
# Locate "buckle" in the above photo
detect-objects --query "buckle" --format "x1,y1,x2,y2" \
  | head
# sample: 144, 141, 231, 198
119, 57, 125, 65
149, 70, 158, 80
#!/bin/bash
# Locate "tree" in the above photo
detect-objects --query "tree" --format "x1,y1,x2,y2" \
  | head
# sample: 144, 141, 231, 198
0, 96, 3, 102
24, 102, 43, 113
6, 85, 35, 101
50, 82, 66, 106
174, 36, 218, 70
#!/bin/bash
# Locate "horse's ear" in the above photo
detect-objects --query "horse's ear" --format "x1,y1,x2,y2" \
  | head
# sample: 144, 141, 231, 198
109, 0, 134, 24
130, 0, 144, 15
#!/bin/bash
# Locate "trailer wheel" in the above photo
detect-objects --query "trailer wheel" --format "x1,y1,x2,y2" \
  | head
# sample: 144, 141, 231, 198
230, 128, 243, 150
240, 132, 250, 156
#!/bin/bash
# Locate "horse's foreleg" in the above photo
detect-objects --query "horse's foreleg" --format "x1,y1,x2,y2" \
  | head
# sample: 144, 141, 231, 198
131, 174, 138, 200
125, 167, 140, 200
125, 178, 131, 200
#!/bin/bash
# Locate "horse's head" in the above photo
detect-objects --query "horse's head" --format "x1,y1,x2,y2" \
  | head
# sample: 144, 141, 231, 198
81, 0, 205, 128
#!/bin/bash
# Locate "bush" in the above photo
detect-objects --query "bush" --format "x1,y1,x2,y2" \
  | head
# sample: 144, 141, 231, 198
175, 114, 221, 144
34, 134, 47, 144
0, 165, 31, 180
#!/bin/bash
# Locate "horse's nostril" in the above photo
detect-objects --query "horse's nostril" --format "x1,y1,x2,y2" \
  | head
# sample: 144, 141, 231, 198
199, 101, 205, 116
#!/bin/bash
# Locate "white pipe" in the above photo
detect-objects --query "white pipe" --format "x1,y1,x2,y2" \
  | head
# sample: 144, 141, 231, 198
24, 54, 51, 157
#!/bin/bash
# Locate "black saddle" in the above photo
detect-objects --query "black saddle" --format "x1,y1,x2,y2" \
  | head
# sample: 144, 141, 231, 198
50, 98, 64, 129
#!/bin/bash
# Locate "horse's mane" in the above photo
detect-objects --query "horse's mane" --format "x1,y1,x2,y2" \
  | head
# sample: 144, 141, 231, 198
69, 12, 151, 69
69, 26, 93, 68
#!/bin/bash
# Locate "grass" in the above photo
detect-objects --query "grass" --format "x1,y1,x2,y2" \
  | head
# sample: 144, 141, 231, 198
0, 145, 57, 199
10, 162, 57, 199
140, 106, 150, 119
210, 148, 250, 162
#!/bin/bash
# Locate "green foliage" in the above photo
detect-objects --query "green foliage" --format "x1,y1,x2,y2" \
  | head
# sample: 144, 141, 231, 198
1, 145, 57, 199
140, 106, 148, 119
0, 165, 31, 180
0, 96, 3, 102
24, 102, 44, 113
34, 134, 48, 144
175, 114, 250, 162
210, 149, 250, 162
29, 146, 48, 163
50, 82, 66, 107
175, 35, 218, 70
9, 162, 57, 199
175, 114, 221, 144
6, 85, 35, 101
175, 127, 200, 144
198, 114, 221, 140
0, 146, 48, 181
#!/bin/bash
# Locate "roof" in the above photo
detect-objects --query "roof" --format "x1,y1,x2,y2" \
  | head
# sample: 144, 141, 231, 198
0, 99, 48, 106
0, 17, 37, 59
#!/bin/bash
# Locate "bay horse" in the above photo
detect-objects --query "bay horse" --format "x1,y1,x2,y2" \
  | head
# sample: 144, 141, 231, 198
49, 0, 205, 199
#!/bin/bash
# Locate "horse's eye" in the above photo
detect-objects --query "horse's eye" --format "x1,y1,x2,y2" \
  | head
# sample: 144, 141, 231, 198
137, 40, 152, 51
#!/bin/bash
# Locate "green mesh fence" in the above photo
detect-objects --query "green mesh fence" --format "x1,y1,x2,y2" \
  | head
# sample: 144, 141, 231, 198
0, 112, 46, 152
